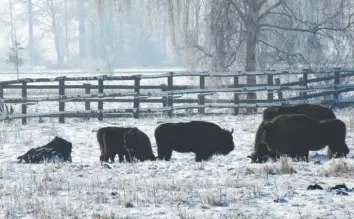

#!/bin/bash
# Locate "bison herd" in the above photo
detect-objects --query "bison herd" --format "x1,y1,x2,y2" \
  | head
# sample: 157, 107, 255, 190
97, 120, 235, 163
16, 103, 351, 164
96, 103, 350, 165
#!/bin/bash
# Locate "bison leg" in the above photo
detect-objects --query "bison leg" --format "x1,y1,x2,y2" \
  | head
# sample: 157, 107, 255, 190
124, 150, 133, 163
100, 154, 109, 163
163, 150, 172, 161
157, 146, 165, 160
195, 152, 212, 162
157, 146, 172, 161
118, 153, 125, 162
108, 154, 116, 163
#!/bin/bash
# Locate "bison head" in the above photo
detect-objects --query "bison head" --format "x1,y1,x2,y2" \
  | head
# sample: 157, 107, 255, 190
217, 128, 235, 155
124, 128, 156, 162
262, 121, 276, 151
328, 143, 350, 159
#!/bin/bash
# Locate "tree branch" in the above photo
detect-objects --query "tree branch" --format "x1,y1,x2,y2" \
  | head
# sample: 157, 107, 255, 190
230, 0, 246, 25
257, 39, 309, 65
258, 0, 284, 21
257, 0, 268, 11
259, 13, 354, 34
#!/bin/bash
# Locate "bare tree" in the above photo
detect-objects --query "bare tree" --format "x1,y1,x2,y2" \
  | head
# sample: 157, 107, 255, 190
143, 0, 354, 112
6, 40, 24, 79
27, 0, 36, 65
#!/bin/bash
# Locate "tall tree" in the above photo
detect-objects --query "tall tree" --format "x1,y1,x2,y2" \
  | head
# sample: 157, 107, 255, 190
27, 0, 36, 65
77, 0, 86, 60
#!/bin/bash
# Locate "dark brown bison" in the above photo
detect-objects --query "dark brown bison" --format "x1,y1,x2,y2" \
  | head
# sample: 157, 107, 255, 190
17, 136, 72, 163
249, 103, 336, 163
262, 103, 336, 121
123, 127, 156, 162
155, 121, 235, 162
261, 114, 349, 161
97, 127, 133, 163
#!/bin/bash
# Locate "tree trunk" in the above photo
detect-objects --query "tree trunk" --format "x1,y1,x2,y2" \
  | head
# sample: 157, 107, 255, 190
28, 0, 35, 65
77, 0, 87, 60
245, 0, 258, 113
64, 0, 70, 61
49, 0, 63, 65
8, 0, 15, 44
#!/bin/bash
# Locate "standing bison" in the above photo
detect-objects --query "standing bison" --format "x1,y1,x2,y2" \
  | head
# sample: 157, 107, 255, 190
249, 103, 337, 163
123, 127, 156, 162
155, 121, 235, 162
261, 114, 349, 161
97, 127, 133, 163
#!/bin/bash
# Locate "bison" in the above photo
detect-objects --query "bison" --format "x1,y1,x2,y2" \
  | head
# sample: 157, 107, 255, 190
155, 121, 235, 162
97, 127, 133, 163
249, 103, 336, 163
261, 114, 349, 161
123, 127, 156, 162
17, 136, 72, 163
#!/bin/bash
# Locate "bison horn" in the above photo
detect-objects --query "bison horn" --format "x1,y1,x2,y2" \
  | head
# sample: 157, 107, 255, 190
230, 128, 234, 134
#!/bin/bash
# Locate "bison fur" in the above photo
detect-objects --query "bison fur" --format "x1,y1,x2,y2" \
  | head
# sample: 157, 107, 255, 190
250, 103, 336, 163
123, 127, 156, 162
155, 121, 235, 162
262, 114, 349, 162
97, 127, 133, 163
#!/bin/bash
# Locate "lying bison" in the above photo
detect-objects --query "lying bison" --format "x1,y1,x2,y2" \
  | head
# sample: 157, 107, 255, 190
249, 103, 336, 163
261, 114, 349, 161
17, 136, 72, 163
155, 121, 235, 162
123, 127, 156, 162
97, 127, 133, 163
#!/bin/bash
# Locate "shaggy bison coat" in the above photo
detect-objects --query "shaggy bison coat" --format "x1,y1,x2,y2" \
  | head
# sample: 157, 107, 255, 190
154, 121, 235, 162
17, 136, 72, 163
250, 103, 336, 163
123, 127, 156, 162
97, 127, 133, 163
262, 114, 349, 161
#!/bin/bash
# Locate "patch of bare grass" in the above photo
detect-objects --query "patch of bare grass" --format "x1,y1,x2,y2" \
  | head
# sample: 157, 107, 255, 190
321, 159, 354, 177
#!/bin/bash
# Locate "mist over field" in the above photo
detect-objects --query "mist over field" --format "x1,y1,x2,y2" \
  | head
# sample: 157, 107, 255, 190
0, 0, 354, 73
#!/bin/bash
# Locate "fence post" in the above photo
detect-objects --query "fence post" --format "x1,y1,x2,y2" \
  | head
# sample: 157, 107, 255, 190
83, 83, 91, 111
161, 84, 167, 108
58, 77, 65, 123
198, 75, 205, 114
233, 75, 239, 115
267, 74, 274, 102
133, 76, 141, 119
333, 68, 341, 108
300, 69, 308, 99
22, 81, 27, 125
0, 83, 3, 113
275, 78, 283, 100
98, 78, 104, 121
167, 72, 173, 117
83, 83, 91, 120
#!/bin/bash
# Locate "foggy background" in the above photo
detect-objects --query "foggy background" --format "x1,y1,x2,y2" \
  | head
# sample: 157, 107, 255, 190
0, 0, 354, 72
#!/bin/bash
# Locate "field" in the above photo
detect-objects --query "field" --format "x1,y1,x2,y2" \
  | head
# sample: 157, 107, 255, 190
0, 70, 354, 219
1, 108, 354, 219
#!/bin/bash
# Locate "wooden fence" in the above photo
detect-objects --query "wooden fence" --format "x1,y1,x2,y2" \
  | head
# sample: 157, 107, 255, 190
1, 68, 354, 125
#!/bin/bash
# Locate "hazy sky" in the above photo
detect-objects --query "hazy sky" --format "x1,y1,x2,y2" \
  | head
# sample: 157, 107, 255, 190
0, 1, 8, 49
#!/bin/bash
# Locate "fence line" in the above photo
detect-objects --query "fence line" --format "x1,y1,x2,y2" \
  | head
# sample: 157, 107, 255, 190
0, 67, 354, 124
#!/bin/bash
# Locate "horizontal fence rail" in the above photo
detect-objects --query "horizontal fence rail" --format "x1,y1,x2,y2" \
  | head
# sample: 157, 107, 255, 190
0, 67, 353, 124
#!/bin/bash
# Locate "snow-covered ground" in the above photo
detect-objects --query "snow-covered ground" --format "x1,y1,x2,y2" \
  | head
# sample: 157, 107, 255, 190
1, 108, 354, 219
0, 70, 354, 218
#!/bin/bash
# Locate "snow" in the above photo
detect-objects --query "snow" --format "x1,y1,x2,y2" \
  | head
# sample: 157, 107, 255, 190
0, 70, 354, 218
0, 109, 354, 219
